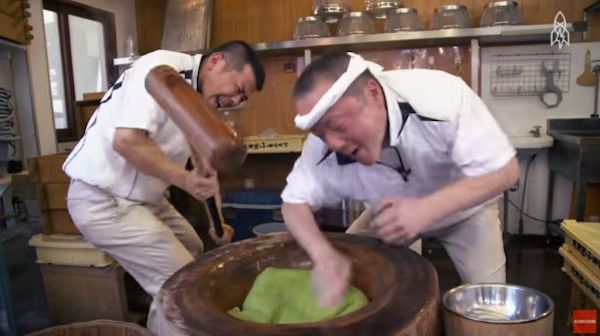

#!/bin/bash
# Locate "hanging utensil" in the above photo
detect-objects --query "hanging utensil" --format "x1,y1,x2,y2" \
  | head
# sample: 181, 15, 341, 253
540, 60, 563, 108
576, 50, 598, 86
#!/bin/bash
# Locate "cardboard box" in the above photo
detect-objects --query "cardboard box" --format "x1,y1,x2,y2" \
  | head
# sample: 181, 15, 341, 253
12, 181, 68, 210
27, 153, 70, 183
40, 264, 129, 324
41, 209, 79, 235
13, 155, 79, 234
40, 183, 69, 210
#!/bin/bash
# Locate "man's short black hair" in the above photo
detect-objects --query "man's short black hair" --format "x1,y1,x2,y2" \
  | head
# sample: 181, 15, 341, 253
206, 40, 265, 91
292, 53, 373, 100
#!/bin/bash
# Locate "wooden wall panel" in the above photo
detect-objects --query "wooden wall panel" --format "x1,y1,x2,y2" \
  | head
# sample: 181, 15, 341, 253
236, 56, 304, 137
220, 153, 300, 192
135, 0, 167, 55
212, 0, 312, 47
211, 0, 599, 45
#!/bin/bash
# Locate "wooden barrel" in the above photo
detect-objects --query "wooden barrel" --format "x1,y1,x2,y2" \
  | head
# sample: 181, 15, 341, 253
25, 320, 152, 336
159, 232, 440, 335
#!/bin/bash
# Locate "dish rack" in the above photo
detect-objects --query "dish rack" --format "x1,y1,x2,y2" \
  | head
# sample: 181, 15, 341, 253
490, 53, 571, 97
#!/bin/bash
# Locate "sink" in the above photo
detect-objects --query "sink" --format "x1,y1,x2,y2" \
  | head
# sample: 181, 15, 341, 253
547, 117, 600, 220
508, 134, 553, 149
547, 118, 600, 145
560, 130, 600, 137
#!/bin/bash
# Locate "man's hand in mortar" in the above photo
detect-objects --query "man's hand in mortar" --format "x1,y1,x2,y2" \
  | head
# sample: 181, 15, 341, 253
312, 247, 352, 307
210, 223, 234, 245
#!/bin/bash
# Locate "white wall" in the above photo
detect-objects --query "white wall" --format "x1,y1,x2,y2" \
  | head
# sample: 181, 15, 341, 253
27, 0, 136, 155
481, 42, 600, 234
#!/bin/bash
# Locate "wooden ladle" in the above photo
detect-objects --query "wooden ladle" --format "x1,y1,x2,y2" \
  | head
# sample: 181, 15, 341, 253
577, 50, 598, 86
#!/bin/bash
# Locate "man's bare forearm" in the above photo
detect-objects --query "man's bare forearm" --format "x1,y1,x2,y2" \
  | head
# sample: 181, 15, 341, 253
113, 128, 188, 189
282, 203, 335, 260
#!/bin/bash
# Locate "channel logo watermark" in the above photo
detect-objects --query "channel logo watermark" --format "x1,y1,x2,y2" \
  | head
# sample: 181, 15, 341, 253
550, 11, 569, 50
573, 309, 597, 334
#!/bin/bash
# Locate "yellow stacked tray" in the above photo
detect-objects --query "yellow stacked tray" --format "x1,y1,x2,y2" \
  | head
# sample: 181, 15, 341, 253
560, 220, 600, 308
29, 233, 115, 267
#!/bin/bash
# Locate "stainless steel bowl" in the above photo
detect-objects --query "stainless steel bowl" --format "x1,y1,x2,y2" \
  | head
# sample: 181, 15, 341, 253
293, 16, 331, 39
430, 4, 472, 29
338, 12, 376, 36
384, 7, 424, 32
480, 1, 524, 27
443, 283, 553, 323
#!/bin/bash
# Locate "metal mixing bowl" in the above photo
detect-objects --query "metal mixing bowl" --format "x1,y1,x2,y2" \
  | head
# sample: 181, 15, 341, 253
443, 283, 553, 323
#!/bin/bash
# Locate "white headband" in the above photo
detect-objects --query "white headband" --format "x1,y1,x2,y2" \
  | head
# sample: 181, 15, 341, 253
294, 52, 384, 130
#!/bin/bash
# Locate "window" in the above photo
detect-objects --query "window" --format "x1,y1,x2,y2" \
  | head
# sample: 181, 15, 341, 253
43, 0, 117, 142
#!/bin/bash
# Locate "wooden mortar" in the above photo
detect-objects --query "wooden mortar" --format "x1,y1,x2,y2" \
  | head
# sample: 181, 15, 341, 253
159, 233, 441, 335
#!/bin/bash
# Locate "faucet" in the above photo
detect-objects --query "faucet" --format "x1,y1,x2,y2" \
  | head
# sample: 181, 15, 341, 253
529, 125, 542, 138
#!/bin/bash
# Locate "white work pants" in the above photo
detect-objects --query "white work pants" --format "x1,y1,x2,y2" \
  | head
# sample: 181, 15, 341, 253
67, 180, 203, 335
432, 203, 506, 283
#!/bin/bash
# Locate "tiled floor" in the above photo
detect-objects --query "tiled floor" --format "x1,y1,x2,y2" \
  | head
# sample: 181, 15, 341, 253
424, 234, 573, 336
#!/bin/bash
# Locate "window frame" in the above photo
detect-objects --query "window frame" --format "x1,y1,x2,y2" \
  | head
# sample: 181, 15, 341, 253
43, 0, 117, 142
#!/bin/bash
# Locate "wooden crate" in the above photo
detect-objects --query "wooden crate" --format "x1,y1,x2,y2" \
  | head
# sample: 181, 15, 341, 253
559, 246, 600, 309
561, 220, 600, 281
40, 264, 130, 324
